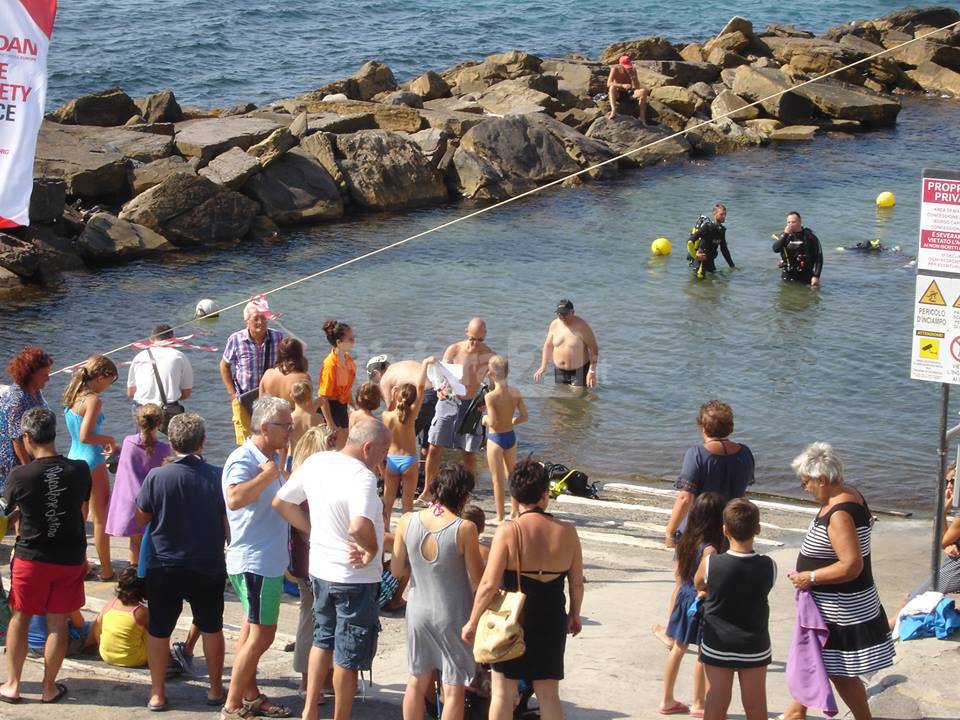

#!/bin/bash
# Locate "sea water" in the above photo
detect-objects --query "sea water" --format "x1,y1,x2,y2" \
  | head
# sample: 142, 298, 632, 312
8, 1, 960, 511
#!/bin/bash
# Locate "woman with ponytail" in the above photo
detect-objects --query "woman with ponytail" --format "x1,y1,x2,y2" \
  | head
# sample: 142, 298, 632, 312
317, 320, 356, 450
63, 354, 119, 581
106, 404, 170, 567
382, 357, 435, 524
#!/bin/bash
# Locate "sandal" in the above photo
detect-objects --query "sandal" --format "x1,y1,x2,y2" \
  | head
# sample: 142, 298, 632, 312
221, 706, 250, 720
244, 693, 292, 718
43, 683, 69, 704
659, 700, 690, 715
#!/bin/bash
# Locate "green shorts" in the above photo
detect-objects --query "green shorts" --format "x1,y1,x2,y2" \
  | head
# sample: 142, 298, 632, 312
228, 572, 283, 626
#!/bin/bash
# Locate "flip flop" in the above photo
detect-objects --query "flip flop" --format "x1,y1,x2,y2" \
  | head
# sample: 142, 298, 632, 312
691, 711, 704, 719
0, 693, 22, 704
206, 693, 227, 706
42, 683, 69, 704
147, 700, 168, 712
659, 701, 690, 715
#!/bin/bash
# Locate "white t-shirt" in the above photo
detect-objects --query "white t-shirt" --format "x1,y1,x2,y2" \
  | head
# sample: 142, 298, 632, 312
127, 346, 194, 405
277, 451, 384, 584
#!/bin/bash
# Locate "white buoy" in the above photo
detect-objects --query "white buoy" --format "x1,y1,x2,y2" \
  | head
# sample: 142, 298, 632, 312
195, 298, 220, 319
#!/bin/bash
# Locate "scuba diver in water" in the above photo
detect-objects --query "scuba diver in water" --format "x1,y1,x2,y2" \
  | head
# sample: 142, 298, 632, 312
687, 203, 735, 278
837, 239, 902, 253
773, 211, 823, 287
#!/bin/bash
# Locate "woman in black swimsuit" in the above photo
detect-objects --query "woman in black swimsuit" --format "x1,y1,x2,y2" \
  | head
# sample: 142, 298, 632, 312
462, 459, 585, 720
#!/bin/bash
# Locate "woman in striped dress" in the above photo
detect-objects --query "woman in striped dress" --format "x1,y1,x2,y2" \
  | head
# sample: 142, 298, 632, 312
783, 442, 894, 720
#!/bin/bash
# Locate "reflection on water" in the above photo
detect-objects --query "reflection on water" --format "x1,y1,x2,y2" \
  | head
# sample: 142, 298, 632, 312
2, 98, 960, 511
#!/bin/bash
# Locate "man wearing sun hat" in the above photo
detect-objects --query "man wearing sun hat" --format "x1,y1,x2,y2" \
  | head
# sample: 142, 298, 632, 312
607, 54, 648, 122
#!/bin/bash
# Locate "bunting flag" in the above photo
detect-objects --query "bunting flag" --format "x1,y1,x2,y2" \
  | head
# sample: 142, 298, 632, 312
61, 335, 221, 373
0, 0, 57, 228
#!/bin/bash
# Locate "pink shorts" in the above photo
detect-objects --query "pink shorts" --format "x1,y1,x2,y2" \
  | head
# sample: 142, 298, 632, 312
9, 558, 86, 615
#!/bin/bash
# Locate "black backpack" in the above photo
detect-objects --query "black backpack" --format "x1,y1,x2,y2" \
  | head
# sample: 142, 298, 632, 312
545, 463, 599, 499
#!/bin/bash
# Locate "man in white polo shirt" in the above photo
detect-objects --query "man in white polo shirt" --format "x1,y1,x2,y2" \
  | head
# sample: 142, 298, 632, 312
273, 418, 389, 720
127, 324, 193, 420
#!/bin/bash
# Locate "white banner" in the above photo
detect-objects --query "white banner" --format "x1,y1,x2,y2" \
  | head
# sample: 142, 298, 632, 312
0, 0, 57, 228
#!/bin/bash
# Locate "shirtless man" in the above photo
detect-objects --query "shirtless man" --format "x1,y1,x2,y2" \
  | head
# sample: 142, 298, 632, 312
607, 54, 648, 122
423, 318, 496, 490
482, 356, 528, 521
533, 299, 599, 389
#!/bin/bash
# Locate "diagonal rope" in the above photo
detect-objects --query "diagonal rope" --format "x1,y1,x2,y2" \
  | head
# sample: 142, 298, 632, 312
49, 18, 960, 375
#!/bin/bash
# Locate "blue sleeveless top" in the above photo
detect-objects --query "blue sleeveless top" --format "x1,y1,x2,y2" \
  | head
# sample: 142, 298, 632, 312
65, 401, 106, 470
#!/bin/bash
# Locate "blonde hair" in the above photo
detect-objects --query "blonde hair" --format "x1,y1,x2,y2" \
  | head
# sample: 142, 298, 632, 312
489, 355, 509, 381
290, 379, 313, 406
292, 424, 336, 471
62, 355, 118, 409
136, 403, 163, 457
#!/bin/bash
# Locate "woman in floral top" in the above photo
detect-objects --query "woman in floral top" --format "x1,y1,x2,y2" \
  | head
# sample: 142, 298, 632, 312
0, 347, 54, 490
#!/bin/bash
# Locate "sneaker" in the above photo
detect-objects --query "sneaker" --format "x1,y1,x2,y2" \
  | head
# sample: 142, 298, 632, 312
171, 642, 197, 677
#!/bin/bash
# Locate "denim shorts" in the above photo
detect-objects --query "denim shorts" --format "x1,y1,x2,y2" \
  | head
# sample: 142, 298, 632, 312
311, 578, 380, 671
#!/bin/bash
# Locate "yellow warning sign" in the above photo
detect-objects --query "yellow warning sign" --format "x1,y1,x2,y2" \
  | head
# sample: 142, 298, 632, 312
953, 293, 960, 309
919, 338, 941, 359
920, 279, 946, 306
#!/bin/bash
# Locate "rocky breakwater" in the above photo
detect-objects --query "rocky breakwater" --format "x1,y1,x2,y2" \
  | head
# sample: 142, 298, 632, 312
2, 6, 960, 291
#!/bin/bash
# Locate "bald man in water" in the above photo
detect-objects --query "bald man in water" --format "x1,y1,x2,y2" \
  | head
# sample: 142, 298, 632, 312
422, 318, 496, 493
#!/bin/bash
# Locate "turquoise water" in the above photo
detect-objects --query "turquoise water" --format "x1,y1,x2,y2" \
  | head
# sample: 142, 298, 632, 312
4, 94, 960, 511
8, 1, 960, 511
47, 1, 947, 107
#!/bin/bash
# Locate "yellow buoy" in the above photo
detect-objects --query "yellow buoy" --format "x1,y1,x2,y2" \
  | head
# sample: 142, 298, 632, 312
876, 191, 896, 208
651, 237, 672, 256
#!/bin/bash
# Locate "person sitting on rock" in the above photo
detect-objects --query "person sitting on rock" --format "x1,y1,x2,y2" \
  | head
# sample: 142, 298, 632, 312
607, 55, 648, 122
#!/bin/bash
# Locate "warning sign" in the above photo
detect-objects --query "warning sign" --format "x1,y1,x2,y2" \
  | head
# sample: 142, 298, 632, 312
920, 279, 947, 305
919, 338, 940, 359
912, 169, 960, 384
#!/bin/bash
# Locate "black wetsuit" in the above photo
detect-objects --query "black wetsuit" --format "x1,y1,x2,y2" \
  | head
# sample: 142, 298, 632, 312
772, 228, 823, 283
689, 221, 734, 273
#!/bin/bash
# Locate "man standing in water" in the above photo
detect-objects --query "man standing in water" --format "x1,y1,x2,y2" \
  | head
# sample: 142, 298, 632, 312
534, 300, 599, 389
219, 302, 283, 444
773, 211, 822, 288
423, 318, 496, 489
688, 203, 735, 278
607, 55, 648, 122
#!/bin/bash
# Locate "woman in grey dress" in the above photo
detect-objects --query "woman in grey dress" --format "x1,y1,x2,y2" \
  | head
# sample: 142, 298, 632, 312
392, 463, 485, 720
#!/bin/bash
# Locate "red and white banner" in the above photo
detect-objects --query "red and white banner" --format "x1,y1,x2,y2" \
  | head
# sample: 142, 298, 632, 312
0, 0, 57, 228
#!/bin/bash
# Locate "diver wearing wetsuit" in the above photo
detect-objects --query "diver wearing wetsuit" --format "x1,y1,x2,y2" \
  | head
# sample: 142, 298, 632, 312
772, 211, 822, 287
688, 203, 734, 276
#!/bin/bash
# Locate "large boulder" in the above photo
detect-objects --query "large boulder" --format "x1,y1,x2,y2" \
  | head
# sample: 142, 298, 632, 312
308, 112, 377, 133
449, 115, 580, 200
888, 39, 960, 71
584, 115, 691, 167
130, 156, 196, 195
476, 78, 560, 115
0, 233, 41, 278
333, 130, 447, 210
423, 97, 485, 114
419, 109, 487, 138
383, 90, 424, 108
408, 129, 448, 168
135, 90, 183, 124
650, 86, 706, 116
484, 50, 542, 75
873, 7, 960, 33
299, 133, 348, 194
599, 37, 681, 64
34, 123, 126, 198
352, 61, 397, 101
685, 117, 765, 155
279, 99, 424, 132
541, 59, 608, 98
793, 80, 901, 127
526, 114, 619, 181
448, 61, 509, 95
645, 61, 720, 86
769, 125, 818, 141
29, 178, 66, 224
51, 87, 139, 126
246, 113, 307, 168
243, 149, 344, 224
408, 71, 451, 100
174, 117, 282, 164
907, 61, 960, 96
199, 147, 261, 189
119, 173, 259, 246
710, 89, 759, 121
23, 224, 85, 274
732, 66, 815, 124
76, 212, 173, 261
704, 30, 752, 56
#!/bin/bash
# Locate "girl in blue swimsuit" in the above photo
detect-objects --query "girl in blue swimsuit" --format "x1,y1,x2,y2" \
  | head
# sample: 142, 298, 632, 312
63, 355, 119, 581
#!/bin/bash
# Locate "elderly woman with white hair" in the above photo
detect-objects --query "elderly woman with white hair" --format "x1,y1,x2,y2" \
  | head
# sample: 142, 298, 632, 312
219, 301, 284, 444
782, 442, 895, 720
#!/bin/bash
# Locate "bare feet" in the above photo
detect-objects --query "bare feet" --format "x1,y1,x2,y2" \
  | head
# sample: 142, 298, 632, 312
651, 624, 674, 650
608, 110, 617, 119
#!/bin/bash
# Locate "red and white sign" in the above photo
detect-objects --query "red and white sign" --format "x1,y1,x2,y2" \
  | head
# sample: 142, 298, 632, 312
918, 176, 960, 273
0, 0, 57, 228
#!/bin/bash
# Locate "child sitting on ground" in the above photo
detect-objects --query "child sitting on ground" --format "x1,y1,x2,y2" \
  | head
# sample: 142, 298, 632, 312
696, 498, 776, 720
28, 612, 95, 658
659, 492, 724, 716
95, 567, 149, 668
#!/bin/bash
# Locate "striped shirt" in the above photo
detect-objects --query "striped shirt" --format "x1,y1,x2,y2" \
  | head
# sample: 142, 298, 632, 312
222, 328, 283, 395
796, 499, 895, 676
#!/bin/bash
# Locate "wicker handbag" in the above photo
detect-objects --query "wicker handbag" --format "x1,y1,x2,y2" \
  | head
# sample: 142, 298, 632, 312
473, 521, 526, 663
